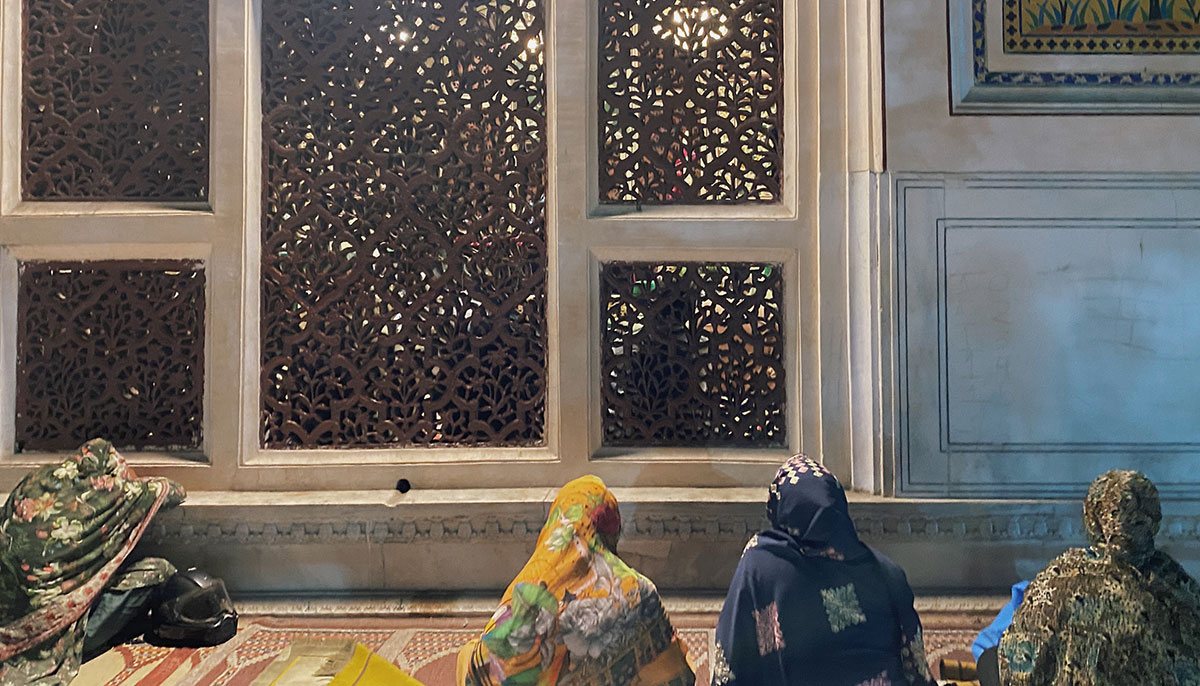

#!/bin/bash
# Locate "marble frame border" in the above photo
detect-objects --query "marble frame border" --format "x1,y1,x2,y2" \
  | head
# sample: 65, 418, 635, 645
948, 0, 1200, 113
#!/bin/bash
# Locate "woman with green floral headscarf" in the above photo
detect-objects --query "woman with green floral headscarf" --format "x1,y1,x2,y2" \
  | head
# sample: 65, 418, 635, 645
0, 439, 185, 684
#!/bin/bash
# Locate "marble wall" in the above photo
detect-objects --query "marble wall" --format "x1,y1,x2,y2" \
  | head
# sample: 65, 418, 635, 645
880, 3, 1200, 590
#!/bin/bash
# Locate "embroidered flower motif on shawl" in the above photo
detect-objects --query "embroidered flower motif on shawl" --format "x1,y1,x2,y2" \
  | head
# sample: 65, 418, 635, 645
821, 583, 867, 634
48, 518, 84, 544
13, 494, 57, 523
854, 671, 892, 686
753, 602, 786, 656
560, 595, 624, 660
901, 627, 933, 683
711, 642, 735, 686
767, 456, 829, 508
1004, 637, 1037, 676
742, 535, 759, 555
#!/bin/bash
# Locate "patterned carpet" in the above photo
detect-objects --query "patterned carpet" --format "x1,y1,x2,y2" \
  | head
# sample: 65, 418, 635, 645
71, 609, 993, 686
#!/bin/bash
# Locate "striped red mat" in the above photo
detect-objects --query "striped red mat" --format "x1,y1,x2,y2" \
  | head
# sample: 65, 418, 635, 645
72, 613, 984, 685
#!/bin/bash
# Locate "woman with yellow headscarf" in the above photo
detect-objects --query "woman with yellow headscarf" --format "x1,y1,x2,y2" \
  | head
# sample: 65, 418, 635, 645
457, 475, 694, 686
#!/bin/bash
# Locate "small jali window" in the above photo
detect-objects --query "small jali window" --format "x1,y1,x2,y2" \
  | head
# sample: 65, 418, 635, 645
599, 0, 783, 204
22, 0, 210, 200
16, 261, 206, 451
601, 262, 785, 447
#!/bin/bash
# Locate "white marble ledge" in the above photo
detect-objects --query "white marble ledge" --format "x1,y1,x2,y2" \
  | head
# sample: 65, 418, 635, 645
178, 487, 1080, 508
144, 489, 1200, 547
137, 491, 1200, 593
180, 487, 563, 508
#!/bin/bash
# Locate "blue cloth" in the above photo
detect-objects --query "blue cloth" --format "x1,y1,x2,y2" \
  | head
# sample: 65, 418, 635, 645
714, 456, 936, 686
971, 581, 1029, 661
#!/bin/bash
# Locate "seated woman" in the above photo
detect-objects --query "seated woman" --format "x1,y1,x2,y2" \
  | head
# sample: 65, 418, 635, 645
998, 469, 1200, 686
0, 439, 186, 684
713, 455, 935, 686
457, 475, 694, 686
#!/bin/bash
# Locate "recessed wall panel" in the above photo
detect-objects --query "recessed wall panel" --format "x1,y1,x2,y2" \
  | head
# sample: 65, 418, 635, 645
897, 177, 1200, 497
943, 223, 1200, 449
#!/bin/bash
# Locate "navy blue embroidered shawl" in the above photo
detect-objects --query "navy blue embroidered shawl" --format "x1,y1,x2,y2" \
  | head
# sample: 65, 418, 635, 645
713, 455, 936, 686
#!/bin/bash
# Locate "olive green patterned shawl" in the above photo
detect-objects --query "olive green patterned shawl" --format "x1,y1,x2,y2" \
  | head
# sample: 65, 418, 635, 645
999, 470, 1200, 686
0, 439, 184, 683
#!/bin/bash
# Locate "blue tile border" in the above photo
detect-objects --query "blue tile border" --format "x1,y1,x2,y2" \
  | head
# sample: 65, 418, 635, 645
972, 0, 1200, 87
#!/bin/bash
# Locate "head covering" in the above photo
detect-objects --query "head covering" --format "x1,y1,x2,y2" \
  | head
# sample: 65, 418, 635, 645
458, 475, 693, 686
1082, 469, 1160, 566
766, 454, 871, 562
999, 469, 1200, 686
714, 455, 935, 686
0, 439, 185, 682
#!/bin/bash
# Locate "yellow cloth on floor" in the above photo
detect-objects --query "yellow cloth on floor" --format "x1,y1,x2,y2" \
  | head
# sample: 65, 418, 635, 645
251, 641, 425, 686
329, 643, 424, 686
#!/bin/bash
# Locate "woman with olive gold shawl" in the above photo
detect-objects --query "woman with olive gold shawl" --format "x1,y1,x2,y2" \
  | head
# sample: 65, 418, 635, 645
998, 469, 1200, 686
457, 475, 694, 686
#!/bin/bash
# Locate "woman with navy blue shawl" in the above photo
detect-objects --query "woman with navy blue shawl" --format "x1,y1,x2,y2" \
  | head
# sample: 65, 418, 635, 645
713, 455, 936, 686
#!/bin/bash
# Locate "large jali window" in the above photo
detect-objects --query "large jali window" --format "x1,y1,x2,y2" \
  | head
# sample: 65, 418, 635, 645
260, 0, 548, 448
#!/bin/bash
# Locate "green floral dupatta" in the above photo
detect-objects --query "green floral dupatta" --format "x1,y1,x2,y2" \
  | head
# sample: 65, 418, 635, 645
0, 439, 185, 683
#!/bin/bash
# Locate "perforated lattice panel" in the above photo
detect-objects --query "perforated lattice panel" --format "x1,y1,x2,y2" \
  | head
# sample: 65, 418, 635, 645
22, 0, 209, 200
261, 0, 548, 448
599, 0, 783, 204
16, 261, 205, 452
601, 262, 785, 447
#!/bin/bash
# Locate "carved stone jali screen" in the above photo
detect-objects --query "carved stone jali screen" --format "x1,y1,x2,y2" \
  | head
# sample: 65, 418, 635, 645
22, 0, 209, 200
261, 0, 547, 448
15, 261, 205, 452
599, 0, 783, 204
601, 262, 785, 447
